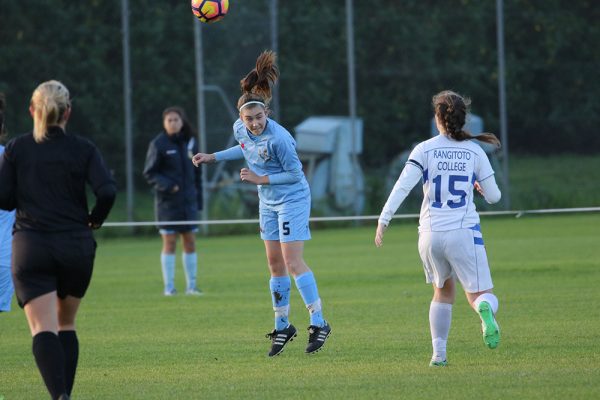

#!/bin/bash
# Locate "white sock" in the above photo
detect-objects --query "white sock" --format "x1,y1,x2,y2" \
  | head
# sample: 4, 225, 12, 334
429, 301, 452, 361
182, 252, 198, 290
474, 293, 499, 314
161, 253, 176, 292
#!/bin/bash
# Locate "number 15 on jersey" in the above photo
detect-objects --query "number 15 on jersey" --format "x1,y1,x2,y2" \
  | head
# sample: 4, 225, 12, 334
431, 174, 470, 209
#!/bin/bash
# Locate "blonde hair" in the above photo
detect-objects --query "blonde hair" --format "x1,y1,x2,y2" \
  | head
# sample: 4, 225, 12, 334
30, 80, 71, 143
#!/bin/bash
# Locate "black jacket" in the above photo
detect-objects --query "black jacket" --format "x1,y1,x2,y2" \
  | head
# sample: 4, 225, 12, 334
143, 131, 202, 231
0, 127, 116, 232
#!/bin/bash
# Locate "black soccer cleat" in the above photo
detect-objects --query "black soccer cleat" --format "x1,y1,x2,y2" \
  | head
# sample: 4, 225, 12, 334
305, 322, 331, 354
265, 324, 297, 357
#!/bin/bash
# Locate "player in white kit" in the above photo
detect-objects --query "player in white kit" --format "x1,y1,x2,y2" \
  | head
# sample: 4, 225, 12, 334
375, 90, 502, 366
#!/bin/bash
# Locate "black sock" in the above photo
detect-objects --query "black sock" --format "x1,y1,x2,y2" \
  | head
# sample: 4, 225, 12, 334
32, 331, 67, 400
59, 330, 79, 395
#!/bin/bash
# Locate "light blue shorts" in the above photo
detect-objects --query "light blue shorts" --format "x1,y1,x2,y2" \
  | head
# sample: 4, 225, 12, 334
0, 265, 14, 312
259, 198, 311, 243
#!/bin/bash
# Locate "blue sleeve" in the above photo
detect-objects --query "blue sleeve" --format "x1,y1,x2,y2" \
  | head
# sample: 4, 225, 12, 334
214, 145, 244, 162
268, 135, 304, 185
269, 170, 304, 185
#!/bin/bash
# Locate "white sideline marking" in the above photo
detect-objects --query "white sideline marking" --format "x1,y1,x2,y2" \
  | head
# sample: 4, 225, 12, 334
102, 207, 600, 227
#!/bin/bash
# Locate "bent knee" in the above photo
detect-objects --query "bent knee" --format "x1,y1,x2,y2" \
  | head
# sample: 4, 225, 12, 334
284, 260, 309, 276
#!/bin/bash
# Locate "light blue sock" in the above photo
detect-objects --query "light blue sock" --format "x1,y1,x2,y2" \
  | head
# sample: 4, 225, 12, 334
161, 253, 176, 292
294, 271, 325, 327
182, 252, 198, 290
0, 265, 14, 312
270, 276, 291, 330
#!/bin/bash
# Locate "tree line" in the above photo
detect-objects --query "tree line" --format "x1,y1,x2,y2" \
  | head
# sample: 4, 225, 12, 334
1, 0, 597, 188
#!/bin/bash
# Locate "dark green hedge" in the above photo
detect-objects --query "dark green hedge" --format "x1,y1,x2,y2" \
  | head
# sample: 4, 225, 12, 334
1, 0, 597, 189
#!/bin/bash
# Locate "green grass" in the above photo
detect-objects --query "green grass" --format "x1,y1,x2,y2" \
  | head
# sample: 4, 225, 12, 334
1, 213, 599, 399
508, 154, 600, 209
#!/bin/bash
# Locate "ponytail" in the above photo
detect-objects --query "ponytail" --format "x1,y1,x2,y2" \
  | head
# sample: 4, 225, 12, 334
463, 131, 501, 148
33, 96, 53, 142
237, 50, 279, 111
30, 80, 71, 143
433, 90, 500, 148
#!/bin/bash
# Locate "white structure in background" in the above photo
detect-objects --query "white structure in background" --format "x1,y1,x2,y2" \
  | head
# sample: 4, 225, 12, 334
294, 116, 365, 214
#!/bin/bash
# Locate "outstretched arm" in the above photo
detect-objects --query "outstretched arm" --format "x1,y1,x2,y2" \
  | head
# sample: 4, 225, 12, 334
192, 152, 216, 166
192, 145, 244, 167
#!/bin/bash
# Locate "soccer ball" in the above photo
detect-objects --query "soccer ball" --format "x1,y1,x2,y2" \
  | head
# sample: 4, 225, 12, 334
191, 0, 229, 23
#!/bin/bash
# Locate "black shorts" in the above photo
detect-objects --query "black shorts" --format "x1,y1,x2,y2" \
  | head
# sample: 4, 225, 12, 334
12, 230, 97, 308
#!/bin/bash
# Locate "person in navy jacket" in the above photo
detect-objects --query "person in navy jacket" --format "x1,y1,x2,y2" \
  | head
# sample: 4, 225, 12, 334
143, 106, 203, 296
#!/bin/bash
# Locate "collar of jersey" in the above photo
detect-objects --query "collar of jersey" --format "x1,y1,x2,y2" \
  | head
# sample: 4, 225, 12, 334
47, 126, 66, 137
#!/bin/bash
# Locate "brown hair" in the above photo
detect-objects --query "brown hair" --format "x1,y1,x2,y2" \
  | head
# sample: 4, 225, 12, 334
237, 50, 279, 111
30, 80, 71, 143
162, 106, 196, 141
432, 90, 500, 148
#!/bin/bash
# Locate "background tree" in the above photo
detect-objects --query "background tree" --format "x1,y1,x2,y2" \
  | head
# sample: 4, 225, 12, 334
1, 0, 597, 189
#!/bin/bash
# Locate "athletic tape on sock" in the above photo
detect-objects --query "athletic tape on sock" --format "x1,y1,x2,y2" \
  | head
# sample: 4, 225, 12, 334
306, 298, 322, 314
273, 305, 290, 318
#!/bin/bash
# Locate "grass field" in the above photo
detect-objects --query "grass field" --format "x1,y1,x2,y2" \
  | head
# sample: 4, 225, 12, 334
1, 213, 599, 399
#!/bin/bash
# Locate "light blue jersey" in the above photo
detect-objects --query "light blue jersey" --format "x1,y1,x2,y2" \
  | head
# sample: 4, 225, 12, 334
215, 118, 311, 242
215, 117, 326, 330
0, 144, 15, 311
215, 118, 310, 206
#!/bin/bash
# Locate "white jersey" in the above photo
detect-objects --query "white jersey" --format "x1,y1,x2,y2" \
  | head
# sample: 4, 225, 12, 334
379, 135, 497, 232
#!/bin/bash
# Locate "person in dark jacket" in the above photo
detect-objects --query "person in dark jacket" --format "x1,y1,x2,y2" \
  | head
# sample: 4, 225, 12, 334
0, 80, 116, 400
143, 106, 203, 296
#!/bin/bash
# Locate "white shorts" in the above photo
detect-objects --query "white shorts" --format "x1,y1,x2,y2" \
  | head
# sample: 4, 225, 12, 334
418, 225, 493, 293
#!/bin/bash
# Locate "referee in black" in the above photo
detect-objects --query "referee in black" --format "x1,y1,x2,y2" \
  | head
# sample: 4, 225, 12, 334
0, 80, 116, 400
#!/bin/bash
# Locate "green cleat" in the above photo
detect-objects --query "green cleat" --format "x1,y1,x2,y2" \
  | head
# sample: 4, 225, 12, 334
429, 359, 448, 367
478, 301, 500, 349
